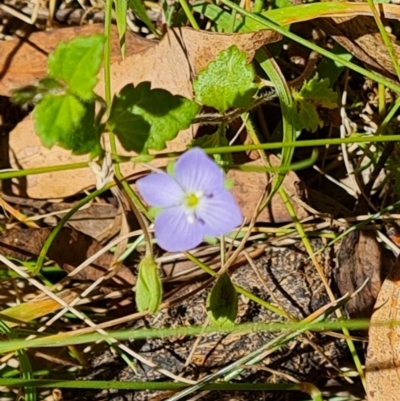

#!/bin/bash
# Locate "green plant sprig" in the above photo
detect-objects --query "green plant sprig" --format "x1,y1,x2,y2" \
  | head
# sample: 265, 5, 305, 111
200, 0, 400, 93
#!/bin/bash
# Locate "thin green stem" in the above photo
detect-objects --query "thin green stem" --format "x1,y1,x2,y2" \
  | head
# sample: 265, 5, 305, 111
104, 0, 113, 108
2, 135, 399, 180
0, 378, 319, 393
229, 9, 238, 33
0, 162, 89, 180
378, 83, 386, 127
0, 319, 370, 354
254, 47, 295, 210
203, 134, 400, 153
376, 97, 400, 136
104, 0, 150, 221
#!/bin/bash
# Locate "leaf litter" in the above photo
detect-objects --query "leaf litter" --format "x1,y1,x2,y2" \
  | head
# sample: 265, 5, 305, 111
0, 2, 400, 400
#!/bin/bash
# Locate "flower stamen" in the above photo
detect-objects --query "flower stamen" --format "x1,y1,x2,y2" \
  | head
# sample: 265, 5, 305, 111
184, 192, 203, 209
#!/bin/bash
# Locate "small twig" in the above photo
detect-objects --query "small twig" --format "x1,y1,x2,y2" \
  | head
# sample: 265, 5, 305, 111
192, 90, 277, 125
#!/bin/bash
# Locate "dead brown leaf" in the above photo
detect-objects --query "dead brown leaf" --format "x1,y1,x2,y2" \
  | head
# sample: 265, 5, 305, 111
46, 201, 122, 242
0, 24, 156, 96
0, 227, 135, 285
335, 230, 387, 318
317, 16, 400, 78
366, 255, 400, 401
98, 27, 281, 98
228, 154, 308, 223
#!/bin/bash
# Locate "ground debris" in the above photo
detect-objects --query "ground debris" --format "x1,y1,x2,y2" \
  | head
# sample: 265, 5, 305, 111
63, 240, 350, 401
0, 227, 135, 285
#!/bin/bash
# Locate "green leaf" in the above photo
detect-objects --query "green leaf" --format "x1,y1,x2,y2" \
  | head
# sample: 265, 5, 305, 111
12, 85, 43, 107
47, 35, 105, 100
107, 82, 200, 153
61, 102, 102, 156
204, 235, 218, 245
290, 75, 338, 133
12, 78, 65, 107
299, 75, 338, 108
190, 129, 232, 167
33, 94, 102, 156
193, 45, 258, 113
207, 273, 238, 327
135, 255, 163, 314
316, 43, 353, 85
131, 154, 155, 164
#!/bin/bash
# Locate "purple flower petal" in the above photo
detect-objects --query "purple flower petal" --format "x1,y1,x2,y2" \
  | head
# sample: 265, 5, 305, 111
197, 189, 243, 237
174, 148, 224, 193
155, 207, 205, 252
136, 172, 184, 208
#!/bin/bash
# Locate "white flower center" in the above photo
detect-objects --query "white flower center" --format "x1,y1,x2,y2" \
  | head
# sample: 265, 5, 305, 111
183, 191, 203, 224
184, 191, 203, 208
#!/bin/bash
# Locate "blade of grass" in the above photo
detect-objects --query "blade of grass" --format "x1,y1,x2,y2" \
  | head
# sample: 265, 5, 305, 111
114, 0, 128, 57
179, 0, 200, 29
0, 320, 36, 401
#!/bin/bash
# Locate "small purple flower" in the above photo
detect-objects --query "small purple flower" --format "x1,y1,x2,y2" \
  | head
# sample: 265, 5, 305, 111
136, 148, 243, 252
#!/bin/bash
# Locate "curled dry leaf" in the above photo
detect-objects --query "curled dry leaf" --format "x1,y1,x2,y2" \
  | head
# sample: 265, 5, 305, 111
5, 26, 280, 198
366, 255, 400, 401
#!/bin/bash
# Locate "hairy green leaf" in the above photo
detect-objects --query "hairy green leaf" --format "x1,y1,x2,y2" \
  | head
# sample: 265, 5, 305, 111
190, 130, 232, 167
47, 35, 104, 100
107, 82, 200, 153
193, 45, 258, 113
135, 255, 162, 314
207, 273, 238, 327
290, 75, 338, 132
